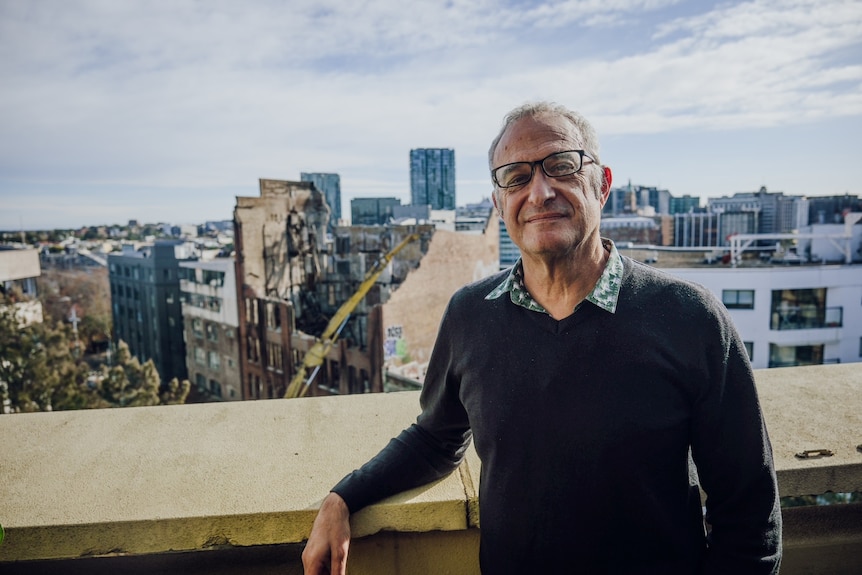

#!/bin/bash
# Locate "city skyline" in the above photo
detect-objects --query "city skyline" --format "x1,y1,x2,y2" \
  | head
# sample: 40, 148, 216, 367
1, 0, 861, 230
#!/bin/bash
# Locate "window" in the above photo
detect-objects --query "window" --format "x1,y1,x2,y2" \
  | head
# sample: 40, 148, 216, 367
192, 318, 203, 338
769, 343, 824, 368
267, 343, 283, 371
266, 302, 281, 330
743, 342, 754, 361
722, 289, 754, 309
247, 336, 260, 363
195, 373, 206, 388
195, 347, 206, 365
206, 323, 218, 342
208, 351, 221, 370
210, 380, 222, 397
202, 270, 225, 287
771, 288, 840, 330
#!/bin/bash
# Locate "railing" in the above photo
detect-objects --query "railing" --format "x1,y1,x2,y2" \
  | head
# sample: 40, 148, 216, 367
771, 305, 843, 330
0, 363, 860, 575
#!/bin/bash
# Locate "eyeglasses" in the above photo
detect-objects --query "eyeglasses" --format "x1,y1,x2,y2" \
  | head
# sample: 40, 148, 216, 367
491, 150, 597, 189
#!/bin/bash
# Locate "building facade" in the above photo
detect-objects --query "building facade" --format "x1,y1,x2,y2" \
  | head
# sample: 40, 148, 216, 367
667, 264, 862, 369
179, 258, 241, 402
0, 246, 43, 327
410, 148, 456, 210
301, 172, 342, 231
498, 220, 520, 270
108, 240, 194, 385
604, 183, 670, 217
233, 179, 330, 400
351, 197, 401, 226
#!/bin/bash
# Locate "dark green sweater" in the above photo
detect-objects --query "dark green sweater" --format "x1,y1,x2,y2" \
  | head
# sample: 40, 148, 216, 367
334, 257, 781, 574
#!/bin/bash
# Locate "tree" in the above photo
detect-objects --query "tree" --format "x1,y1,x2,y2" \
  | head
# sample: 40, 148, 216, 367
97, 341, 161, 407
161, 377, 191, 405
0, 305, 98, 412
1, 303, 191, 413
94, 341, 191, 407
39, 267, 112, 355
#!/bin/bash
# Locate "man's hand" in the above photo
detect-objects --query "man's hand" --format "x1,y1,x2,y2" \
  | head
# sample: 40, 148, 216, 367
302, 492, 351, 575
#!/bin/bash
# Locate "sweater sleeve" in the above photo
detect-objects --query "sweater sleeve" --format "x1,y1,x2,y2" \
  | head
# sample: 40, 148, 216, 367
688, 291, 782, 573
332, 299, 473, 514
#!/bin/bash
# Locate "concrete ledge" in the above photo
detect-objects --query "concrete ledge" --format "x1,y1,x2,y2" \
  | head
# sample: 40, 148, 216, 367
756, 364, 862, 496
0, 391, 477, 563
0, 363, 860, 571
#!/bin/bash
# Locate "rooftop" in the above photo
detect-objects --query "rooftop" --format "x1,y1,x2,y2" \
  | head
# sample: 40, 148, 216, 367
0, 363, 860, 574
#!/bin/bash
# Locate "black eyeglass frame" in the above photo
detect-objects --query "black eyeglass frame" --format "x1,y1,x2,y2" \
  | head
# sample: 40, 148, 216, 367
491, 149, 597, 189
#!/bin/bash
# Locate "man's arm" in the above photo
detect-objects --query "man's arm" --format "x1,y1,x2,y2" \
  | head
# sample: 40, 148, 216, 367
690, 298, 782, 573
302, 298, 472, 573
302, 492, 351, 575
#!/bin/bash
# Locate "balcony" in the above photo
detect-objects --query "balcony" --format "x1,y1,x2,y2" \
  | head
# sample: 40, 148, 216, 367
771, 305, 843, 330
1, 364, 860, 574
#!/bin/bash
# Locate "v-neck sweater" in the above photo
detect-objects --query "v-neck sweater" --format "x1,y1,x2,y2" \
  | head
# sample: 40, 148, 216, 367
333, 257, 781, 574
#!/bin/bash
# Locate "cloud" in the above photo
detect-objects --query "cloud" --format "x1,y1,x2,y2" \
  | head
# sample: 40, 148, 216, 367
0, 0, 860, 229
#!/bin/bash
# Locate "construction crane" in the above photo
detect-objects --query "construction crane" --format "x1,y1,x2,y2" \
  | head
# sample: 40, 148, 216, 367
284, 233, 419, 399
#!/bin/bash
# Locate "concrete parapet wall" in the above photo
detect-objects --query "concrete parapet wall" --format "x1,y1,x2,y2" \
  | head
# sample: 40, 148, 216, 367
0, 364, 859, 574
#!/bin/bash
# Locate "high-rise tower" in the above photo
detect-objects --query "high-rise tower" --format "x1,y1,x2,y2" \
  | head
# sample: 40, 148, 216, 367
409, 148, 455, 210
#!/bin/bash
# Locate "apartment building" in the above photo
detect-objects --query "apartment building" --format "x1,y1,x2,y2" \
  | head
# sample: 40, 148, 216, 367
179, 258, 241, 401
107, 240, 194, 385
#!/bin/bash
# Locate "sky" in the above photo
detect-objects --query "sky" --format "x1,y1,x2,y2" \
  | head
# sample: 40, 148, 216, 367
1, 0, 861, 231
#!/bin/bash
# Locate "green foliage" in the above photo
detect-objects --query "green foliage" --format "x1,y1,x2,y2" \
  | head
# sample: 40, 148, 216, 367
0, 305, 95, 412
161, 377, 191, 405
1, 301, 190, 413
98, 341, 161, 407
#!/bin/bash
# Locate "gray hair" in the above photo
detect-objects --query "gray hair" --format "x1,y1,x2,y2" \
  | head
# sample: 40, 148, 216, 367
488, 101, 605, 198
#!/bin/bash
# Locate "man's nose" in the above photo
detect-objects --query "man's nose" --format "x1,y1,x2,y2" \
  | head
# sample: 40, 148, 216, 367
526, 169, 556, 205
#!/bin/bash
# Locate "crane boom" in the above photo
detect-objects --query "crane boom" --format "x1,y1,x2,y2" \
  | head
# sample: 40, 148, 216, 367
284, 233, 419, 398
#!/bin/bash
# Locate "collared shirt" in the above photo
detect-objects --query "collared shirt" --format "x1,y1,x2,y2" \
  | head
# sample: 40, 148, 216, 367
485, 238, 623, 315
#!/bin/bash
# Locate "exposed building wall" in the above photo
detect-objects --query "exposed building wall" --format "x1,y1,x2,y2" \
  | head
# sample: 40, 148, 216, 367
234, 179, 330, 400
382, 216, 499, 376
234, 179, 329, 302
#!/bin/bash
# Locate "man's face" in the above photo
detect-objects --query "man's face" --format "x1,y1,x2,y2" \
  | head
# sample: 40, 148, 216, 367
491, 113, 608, 260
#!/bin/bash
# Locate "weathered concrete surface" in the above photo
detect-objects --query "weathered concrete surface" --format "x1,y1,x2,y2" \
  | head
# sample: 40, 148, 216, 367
0, 391, 473, 562
0, 363, 859, 573
756, 363, 862, 497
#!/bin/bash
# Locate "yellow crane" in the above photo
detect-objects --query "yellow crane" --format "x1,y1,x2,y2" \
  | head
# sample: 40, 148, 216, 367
284, 233, 419, 398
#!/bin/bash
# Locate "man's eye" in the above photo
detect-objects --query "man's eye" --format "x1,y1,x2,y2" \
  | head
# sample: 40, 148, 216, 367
505, 173, 530, 186
545, 160, 575, 175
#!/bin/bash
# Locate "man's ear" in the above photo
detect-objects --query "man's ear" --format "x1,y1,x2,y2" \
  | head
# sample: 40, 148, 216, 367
600, 166, 613, 204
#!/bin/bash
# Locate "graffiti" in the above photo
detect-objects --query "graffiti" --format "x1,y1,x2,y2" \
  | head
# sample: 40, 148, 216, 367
384, 325, 407, 360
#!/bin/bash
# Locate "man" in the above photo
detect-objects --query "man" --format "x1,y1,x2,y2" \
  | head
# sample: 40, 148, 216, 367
302, 102, 782, 574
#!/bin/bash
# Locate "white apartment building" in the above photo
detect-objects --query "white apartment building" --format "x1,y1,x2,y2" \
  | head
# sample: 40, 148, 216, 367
666, 264, 862, 369
179, 258, 241, 401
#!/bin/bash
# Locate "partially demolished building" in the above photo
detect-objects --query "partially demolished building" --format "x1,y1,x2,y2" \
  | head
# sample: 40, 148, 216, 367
233, 179, 439, 399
